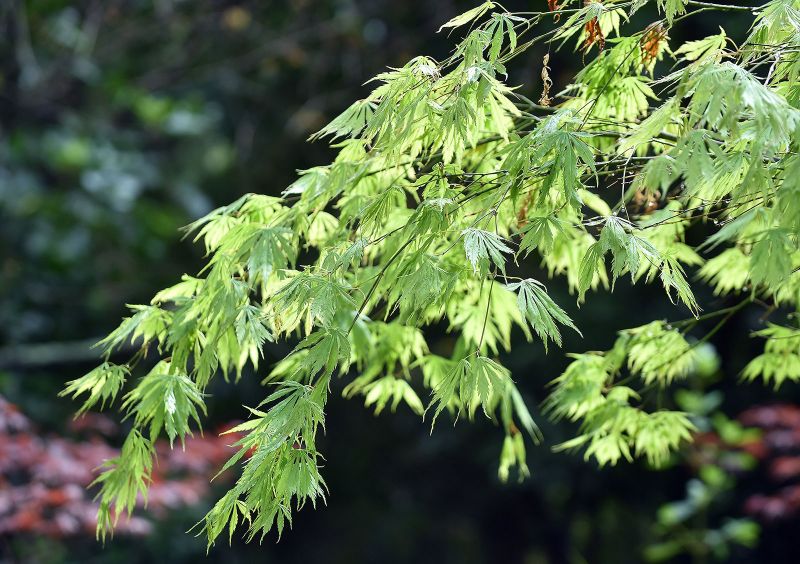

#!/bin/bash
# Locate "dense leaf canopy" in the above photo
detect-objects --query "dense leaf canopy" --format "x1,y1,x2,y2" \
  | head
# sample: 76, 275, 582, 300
64, 0, 800, 547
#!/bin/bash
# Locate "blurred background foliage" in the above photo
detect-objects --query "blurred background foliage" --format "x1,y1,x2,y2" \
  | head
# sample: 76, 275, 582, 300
1, 1, 800, 562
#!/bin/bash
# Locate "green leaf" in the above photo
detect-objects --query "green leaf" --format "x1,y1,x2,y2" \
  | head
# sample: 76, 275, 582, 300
617, 98, 680, 155
121, 361, 207, 446
626, 321, 697, 385
429, 355, 539, 445
438, 2, 495, 33
201, 380, 328, 546
507, 279, 581, 352
60, 363, 129, 415
361, 376, 425, 415
750, 229, 794, 290
578, 242, 605, 300
519, 215, 569, 257
93, 430, 155, 542
743, 324, 800, 388
463, 228, 512, 274
293, 328, 351, 379
657, 0, 688, 24
656, 255, 700, 315
310, 99, 376, 141
674, 29, 726, 63
634, 411, 696, 467
97, 305, 172, 355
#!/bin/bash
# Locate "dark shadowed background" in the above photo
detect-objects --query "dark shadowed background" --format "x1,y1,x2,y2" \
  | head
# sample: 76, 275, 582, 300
2, 1, 799, 563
